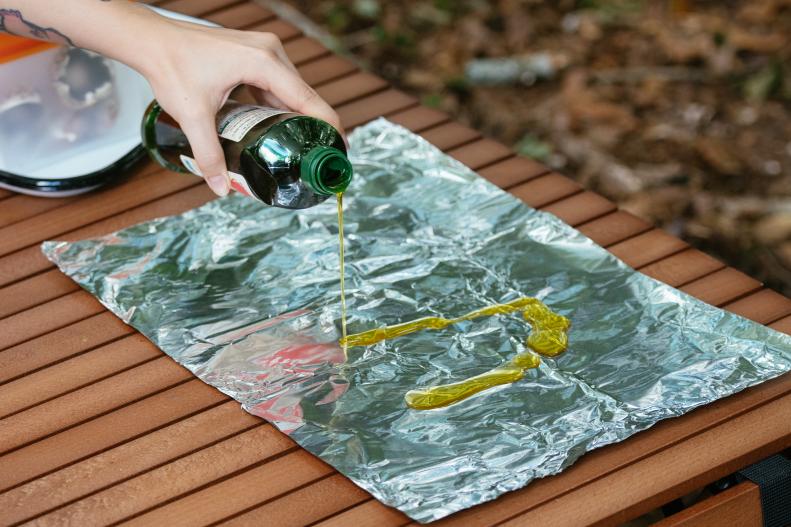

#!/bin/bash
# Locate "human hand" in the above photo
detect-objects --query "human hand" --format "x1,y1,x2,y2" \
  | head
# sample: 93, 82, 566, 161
139, 17, 343, 196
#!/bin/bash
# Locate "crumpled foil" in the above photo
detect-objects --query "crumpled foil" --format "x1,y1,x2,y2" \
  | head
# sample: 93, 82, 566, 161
43, 119, 791, 523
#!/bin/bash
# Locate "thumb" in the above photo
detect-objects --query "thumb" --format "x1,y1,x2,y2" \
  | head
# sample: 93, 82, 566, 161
180, 114, 229, 196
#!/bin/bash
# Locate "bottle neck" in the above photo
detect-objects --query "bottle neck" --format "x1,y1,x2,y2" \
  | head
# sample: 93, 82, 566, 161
300, 146, 353, 195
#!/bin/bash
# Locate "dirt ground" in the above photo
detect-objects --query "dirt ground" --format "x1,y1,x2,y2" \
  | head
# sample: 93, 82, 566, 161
273, 0, 791, 295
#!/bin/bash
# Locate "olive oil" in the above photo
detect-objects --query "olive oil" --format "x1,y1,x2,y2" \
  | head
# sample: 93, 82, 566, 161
341, 297, 571, 410
337, 192, 348, 358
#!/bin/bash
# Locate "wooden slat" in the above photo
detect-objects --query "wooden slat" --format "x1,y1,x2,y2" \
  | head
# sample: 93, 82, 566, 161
542, 191, 617, 226
219, 474, 370, 526
0, 401, 260, 525
0, 380, 226, 492
121, 450, 332, 527
340, 89, 418, 129
0, 357, 192, 454
0, 162, 157, 238
636, 253, 721, 290
448, 138, 513, 169
0, 269, 78, 319
0, 312, 133, 386
0, 334, 159, 418
769, 313, 791, 333
0, 160, 162, 234
203, 2, 273, 27
583, 213, 654, 250
299, 55, 359, 86
655, 481, 762, 527
419, 125, 481, 153
315, 500, 407, 527
640, 248, 725, 288
34, 426, 297, 526
386, 106, 450, 132
419, 122, 480, 151
681, 268, 762, 307
477, 156, 550, 189
248, 18, 302, 40
587, 230, 719, 285
283, 37, 331, 65
0, 291, 104, 351
608, 229, 689, 269
510, 172, 582, 208
315, 72, 389, 107
576, 210, 652, 248
725, 288, 791, 324
0, 194, 79, 229
459, 144, 528, 172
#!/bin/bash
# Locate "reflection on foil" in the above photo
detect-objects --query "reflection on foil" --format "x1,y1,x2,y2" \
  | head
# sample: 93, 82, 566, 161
43, 119, 791, 523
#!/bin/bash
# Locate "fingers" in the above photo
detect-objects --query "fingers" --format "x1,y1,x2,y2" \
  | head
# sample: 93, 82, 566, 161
179, 113, 230, 196
249, 86, 288, 110
265, 36, 298, 73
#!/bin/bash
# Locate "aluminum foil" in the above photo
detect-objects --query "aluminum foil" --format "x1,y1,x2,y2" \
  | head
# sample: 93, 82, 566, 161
43, 119, 791, 523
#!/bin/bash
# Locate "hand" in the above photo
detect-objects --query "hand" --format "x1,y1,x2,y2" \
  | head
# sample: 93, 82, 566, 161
140, 17, 343, 196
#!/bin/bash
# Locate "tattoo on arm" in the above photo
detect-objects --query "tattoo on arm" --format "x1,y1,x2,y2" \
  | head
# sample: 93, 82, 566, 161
0, 8, 74, 46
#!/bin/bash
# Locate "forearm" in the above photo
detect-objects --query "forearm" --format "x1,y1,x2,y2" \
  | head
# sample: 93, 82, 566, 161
0, 1, 169, 73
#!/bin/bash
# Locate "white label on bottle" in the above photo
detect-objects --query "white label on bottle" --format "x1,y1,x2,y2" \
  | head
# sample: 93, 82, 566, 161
217, 105, 290, 142
179, 154, 255, 198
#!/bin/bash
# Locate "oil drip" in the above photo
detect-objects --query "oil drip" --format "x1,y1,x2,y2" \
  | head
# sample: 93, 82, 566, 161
337, 192, 348, 359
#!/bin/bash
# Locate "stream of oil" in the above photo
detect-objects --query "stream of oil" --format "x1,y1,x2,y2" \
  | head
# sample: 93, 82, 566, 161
337, 192, 348, 359
340, 297, 571, 410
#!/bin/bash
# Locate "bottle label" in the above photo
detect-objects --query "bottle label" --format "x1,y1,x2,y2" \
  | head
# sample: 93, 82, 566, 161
217, 104, 290, 142
179, 154, 256, 198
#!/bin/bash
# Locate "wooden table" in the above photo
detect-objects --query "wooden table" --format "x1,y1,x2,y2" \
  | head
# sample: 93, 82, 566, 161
0, 1, 788, 525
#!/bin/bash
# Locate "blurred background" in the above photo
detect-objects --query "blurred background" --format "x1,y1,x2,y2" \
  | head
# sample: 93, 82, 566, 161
266, 0, 791, 294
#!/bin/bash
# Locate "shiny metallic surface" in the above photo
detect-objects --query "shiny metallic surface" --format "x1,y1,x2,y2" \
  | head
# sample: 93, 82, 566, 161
42, 119, 791, 523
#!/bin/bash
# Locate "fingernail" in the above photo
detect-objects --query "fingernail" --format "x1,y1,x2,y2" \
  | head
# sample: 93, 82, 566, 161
207, 174, 229, 196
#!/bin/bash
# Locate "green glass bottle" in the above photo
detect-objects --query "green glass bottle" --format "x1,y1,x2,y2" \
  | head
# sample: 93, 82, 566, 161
141, 100, 353, 208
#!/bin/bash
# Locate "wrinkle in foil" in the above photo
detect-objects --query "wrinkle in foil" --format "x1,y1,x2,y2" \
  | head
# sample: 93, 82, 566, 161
43, 119, 791, 523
